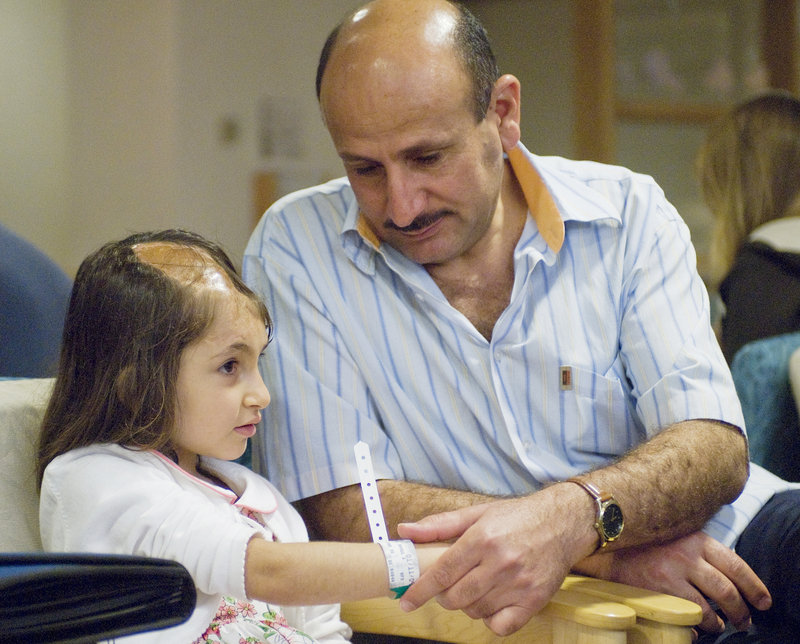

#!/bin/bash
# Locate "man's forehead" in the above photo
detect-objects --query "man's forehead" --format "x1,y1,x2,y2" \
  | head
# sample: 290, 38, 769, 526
322, 51, 471, 131
326, 0, 460, 86
343, 0, 457, 40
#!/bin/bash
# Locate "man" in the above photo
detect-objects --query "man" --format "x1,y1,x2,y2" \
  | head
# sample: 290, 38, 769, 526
244, 0, 797, 639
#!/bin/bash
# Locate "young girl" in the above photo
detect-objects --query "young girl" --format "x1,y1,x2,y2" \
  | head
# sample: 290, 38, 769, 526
36, 229, 445, 643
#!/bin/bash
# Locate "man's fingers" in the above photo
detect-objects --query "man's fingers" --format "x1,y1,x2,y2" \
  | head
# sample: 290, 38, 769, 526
690, 567, 749, 631
399, 493, 578, 631
688, 544, 770, 631
482, 605, 535, 637
705, 542, 772, 612
592, 533, 771, 635
397, 503, 492, 543
400, 536, 483, 610
684, 587, 726, 634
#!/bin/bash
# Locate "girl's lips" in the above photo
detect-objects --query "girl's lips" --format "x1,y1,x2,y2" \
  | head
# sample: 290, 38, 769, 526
234, 424, 257, 438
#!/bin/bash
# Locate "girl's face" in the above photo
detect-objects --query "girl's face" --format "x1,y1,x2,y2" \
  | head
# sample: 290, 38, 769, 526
172, 293, 270, 476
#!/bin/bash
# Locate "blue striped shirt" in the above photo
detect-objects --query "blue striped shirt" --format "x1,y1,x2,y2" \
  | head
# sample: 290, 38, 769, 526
243, 143, 794, 548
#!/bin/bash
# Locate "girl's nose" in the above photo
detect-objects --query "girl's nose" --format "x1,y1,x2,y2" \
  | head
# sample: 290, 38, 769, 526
246, 373, 271, 410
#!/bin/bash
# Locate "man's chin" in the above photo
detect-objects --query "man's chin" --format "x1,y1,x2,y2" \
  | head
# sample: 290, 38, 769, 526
383, 237, 443, 265
386, 236, 460, 267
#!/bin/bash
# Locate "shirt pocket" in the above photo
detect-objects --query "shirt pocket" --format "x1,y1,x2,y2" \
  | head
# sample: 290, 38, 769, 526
561, 364, 638, 460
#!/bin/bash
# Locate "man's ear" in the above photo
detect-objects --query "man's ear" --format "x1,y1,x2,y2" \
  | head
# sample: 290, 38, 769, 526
489, 74, 522, 152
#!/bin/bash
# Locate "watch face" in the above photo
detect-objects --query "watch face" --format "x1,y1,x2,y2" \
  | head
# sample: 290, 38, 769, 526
603, 502, 624, 538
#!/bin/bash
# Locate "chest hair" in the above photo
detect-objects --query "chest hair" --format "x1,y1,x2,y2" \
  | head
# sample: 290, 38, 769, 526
436, 269, 513, 341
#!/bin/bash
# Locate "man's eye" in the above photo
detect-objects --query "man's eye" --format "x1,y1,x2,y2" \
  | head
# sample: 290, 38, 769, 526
416, 153, 440, 165
354, 165, 380, 176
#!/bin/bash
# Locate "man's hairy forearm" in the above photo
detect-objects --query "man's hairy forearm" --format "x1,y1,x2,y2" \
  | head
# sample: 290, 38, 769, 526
295, 480, 493, 541
296, 419, 748, 547
587, 419, 749, 548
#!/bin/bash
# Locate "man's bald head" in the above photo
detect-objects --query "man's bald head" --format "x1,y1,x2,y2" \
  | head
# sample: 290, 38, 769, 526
316, 0, 498, 123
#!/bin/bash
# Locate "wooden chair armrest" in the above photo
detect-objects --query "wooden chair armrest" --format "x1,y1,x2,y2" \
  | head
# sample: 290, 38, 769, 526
341, 575, 702, 643
341, 588, 636, 643
561, 575, 702, 627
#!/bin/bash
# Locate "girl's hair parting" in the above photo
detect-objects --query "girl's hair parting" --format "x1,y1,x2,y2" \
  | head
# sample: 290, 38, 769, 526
36, 229, 271, 487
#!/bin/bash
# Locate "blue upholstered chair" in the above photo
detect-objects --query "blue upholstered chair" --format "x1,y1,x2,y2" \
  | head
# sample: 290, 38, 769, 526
730, 331, 800, 482
0, 224, 72, 378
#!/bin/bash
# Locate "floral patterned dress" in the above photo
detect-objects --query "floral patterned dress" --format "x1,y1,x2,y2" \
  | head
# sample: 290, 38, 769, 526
193, 595, 319, 644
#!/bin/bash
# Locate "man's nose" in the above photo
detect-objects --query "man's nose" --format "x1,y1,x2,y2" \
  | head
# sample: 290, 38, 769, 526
385, 168, 426, 228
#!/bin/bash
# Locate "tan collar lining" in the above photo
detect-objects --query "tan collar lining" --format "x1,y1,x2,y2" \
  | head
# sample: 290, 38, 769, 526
507, 146, 564, 253
356, 215, 381, 248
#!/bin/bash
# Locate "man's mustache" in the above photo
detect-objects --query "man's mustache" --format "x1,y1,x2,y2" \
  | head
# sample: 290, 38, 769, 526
384, 210, 451, 233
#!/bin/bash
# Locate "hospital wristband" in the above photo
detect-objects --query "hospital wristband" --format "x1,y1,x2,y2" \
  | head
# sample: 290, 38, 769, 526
378, 539, 420, 599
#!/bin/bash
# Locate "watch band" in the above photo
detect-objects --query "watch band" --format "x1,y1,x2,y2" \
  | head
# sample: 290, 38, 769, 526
567, 476, 612, 505
566, 476, 621, 549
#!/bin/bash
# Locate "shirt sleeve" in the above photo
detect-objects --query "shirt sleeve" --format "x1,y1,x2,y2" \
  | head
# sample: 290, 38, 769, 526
40, 448, 258, 599
615, 181, 745, 435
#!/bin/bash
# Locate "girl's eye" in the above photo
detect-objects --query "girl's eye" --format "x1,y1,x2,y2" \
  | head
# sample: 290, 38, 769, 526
220, 360, 237, 375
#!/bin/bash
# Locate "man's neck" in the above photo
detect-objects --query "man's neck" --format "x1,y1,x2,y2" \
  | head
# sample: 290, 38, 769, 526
426, 165, 527, 340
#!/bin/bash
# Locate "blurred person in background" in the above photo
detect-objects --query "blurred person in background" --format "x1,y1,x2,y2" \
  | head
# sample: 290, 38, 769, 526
697, 90, 800, 363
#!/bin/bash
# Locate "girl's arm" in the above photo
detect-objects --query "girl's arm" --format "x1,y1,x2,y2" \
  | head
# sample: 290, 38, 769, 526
244, 537, 447, 605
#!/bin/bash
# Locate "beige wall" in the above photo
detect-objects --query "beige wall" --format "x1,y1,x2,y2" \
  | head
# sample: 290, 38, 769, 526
66, 1, 180, 269
1, 0, 360, 275
463, 0, 574, 158
1, 0, 71, 263
2, 0, 797, 277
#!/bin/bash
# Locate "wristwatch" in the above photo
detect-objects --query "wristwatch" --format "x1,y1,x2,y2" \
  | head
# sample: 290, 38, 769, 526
566, 477, 624, 549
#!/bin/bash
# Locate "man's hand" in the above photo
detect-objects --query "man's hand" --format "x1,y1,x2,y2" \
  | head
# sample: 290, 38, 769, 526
397, 485, 598, 636
573, 531, 772, 634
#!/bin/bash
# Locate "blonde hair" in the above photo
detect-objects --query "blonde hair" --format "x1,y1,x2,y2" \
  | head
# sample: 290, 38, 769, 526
697, 91, 800, 285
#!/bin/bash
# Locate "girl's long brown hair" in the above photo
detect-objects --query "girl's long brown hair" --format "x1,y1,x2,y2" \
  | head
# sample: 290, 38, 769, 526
36, 229, 270, 487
